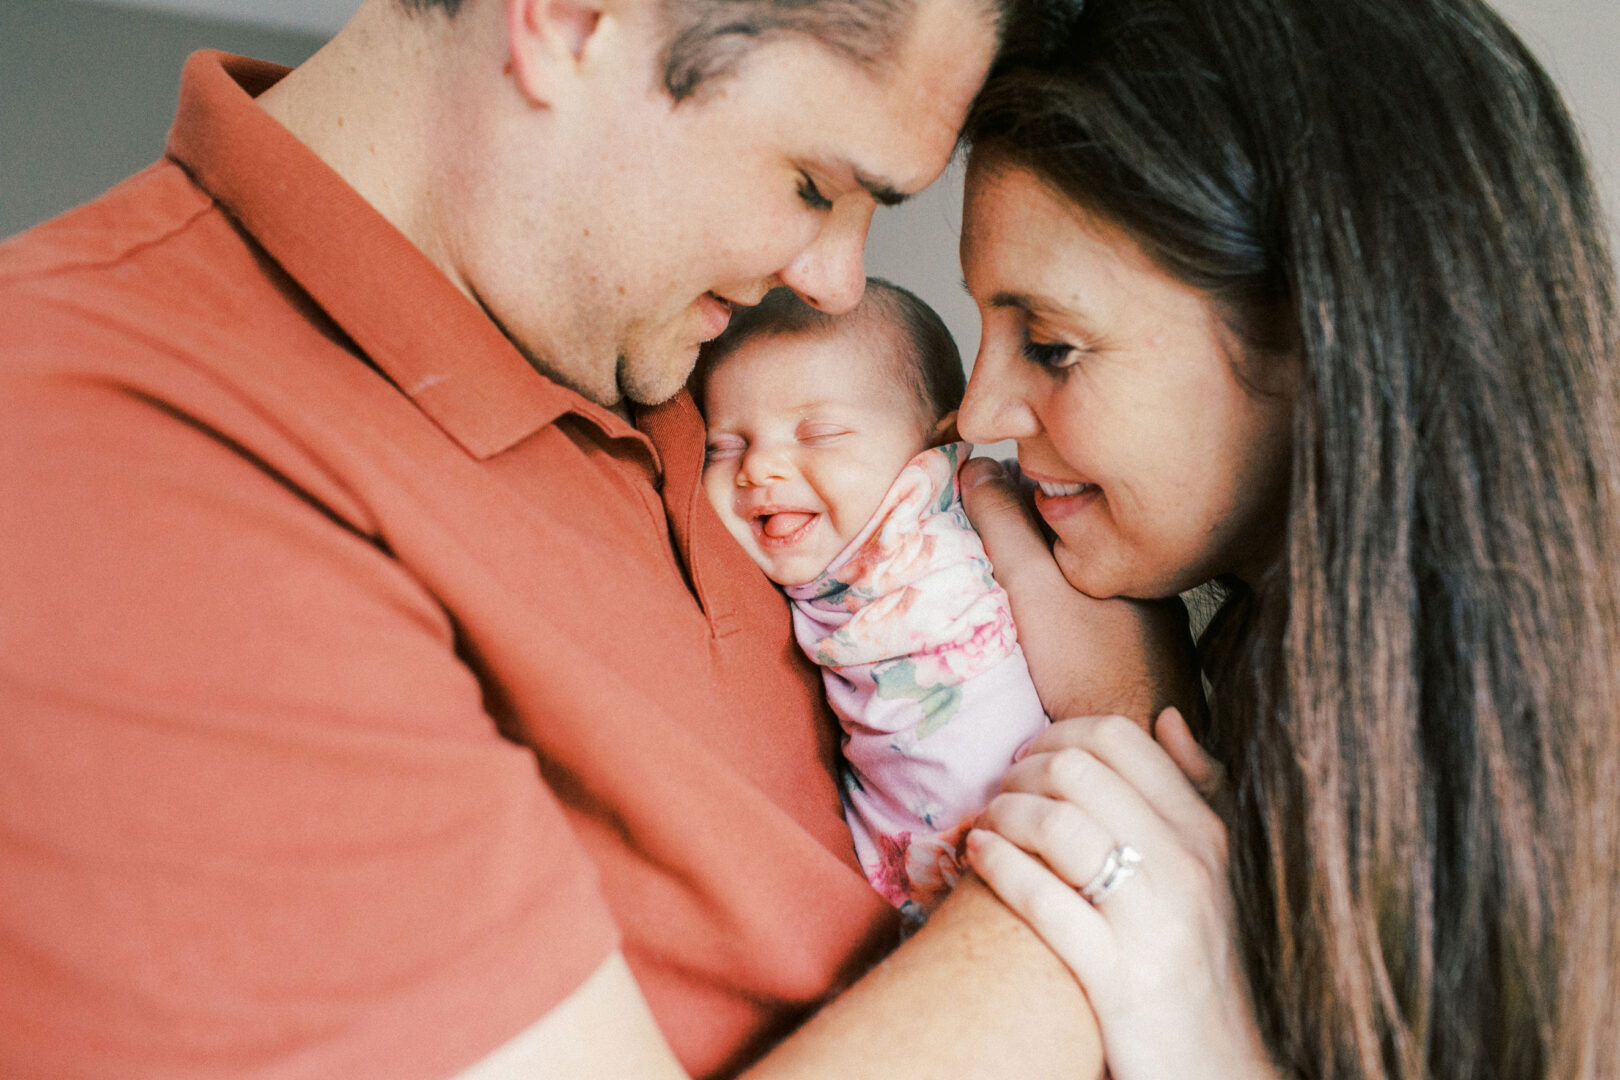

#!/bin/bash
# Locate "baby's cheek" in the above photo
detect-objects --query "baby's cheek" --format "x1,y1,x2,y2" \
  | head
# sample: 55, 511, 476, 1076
700, 465, 732, 517
701, 467, 758, 554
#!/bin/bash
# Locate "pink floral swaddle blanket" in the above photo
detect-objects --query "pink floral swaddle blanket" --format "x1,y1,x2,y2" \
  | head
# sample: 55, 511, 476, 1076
785, 442, 1049, 924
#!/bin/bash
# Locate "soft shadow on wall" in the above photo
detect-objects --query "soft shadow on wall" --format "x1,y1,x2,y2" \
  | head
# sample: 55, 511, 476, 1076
0, 0, 324, 240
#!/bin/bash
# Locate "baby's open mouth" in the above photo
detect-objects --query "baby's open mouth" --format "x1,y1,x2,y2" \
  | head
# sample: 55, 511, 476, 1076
751, 510, 818, 545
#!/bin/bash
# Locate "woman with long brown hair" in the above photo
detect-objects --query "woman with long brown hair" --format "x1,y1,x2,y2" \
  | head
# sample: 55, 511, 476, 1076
955, 0, 1620, 1076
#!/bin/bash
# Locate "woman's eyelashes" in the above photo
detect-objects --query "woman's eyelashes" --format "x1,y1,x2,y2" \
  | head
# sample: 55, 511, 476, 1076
1020, 334, 1082, 370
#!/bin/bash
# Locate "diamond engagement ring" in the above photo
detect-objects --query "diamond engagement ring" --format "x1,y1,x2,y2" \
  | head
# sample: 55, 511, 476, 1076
1079, 844, 1143, 904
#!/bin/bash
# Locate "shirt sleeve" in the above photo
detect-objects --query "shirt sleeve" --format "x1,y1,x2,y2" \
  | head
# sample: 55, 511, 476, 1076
0, 369, 618, 1079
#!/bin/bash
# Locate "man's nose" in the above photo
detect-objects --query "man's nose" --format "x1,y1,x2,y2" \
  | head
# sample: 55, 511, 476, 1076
957, 344, 1040, 445
776, 200, 876, 315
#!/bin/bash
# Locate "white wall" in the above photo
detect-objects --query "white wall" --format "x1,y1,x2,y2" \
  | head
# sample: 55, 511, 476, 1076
6, 0, 1617, 365
0, 1, 325, 237
89, 0, 358, 35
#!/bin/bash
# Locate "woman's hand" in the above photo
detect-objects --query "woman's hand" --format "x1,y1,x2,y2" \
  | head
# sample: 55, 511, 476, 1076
959, 458, 1202, 729
966, 710, 1279, 1080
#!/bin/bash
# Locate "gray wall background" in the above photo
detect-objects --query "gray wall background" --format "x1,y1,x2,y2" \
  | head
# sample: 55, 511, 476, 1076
3, 0, 1616, 362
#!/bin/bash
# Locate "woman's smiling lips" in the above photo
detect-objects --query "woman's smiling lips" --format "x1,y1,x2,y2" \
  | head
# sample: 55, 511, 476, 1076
1021, 466, 1102, 521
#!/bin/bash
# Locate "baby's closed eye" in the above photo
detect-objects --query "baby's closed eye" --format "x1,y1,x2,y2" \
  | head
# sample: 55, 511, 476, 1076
705, 435, 746, 462
798, 423, 851, 446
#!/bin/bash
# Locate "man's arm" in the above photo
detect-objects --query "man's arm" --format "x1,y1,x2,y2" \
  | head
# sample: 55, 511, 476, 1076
749, 877, 1101, 1079
457, 878, 1102, 1080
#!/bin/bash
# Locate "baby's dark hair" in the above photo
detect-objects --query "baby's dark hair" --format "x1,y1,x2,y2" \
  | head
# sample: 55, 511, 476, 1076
697, 279, 966, 425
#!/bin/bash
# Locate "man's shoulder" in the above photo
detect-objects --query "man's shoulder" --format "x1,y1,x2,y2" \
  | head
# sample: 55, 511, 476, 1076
0, 161, 366, 509
0, 161, 216, 289
0, 158, 313, 406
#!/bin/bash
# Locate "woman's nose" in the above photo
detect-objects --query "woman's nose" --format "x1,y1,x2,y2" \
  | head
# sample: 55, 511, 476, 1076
958, 347, 1040, 444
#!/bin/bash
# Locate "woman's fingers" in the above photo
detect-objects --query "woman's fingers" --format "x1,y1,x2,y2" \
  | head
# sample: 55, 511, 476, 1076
964, 827, 1113, 986
960, 462, 1202, 727
1154, 707, 1225, 803
975, 791, 1122, 899
1010, 714, 1225, 857
959, 458, 1067, 591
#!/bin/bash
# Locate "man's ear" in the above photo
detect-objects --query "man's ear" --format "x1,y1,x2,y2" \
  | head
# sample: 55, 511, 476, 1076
929, 409, 961, 447
507, 0, 607, 106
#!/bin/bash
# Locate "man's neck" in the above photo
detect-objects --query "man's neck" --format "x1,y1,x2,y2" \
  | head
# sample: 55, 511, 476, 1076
256, 0, 464, 277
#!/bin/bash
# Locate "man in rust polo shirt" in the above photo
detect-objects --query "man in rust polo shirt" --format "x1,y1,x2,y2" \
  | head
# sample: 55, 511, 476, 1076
0, 0, 1163, 1076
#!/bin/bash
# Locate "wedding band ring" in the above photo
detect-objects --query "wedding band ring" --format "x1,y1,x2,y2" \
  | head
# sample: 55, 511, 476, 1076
1080, 843, 1142, 904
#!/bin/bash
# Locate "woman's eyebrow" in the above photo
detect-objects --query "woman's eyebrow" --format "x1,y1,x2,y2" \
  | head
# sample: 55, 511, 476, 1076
962, 283, 1108, 340
990, 289, 1072, 316
955, 278, 1068, 315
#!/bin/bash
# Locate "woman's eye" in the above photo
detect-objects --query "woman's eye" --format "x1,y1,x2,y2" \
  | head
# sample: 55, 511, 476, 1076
1020, 337, 1080, 370
797, 172, 833, 212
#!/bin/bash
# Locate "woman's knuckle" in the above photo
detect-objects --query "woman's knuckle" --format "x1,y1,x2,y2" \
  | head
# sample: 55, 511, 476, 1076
1175, 846, 1227, 900
1091, 712, 1140, 750
1030, 802, 1074, 851
1186, 812, 1229, 868
1026, 880, 1074, 926
1047, 747, 1093, 792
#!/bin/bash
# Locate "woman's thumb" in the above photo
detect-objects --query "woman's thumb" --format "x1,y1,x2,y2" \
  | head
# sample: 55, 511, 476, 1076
1156, 706, 1224, 803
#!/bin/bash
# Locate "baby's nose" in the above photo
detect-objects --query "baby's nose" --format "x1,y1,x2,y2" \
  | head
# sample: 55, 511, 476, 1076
736, 445, 791, 486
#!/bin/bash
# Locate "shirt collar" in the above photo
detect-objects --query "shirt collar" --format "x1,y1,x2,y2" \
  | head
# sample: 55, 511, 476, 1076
164, 51, 647, 461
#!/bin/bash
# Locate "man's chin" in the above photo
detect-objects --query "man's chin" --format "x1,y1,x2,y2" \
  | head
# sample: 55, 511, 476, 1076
617, 349, 700, 408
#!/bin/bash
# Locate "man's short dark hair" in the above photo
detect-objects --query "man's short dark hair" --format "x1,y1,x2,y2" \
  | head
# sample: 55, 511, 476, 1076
398, 0, 957, 101
697, 279, 966, 425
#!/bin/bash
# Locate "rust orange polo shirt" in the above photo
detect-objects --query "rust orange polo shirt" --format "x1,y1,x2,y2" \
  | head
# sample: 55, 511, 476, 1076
0, 51, 897, 1080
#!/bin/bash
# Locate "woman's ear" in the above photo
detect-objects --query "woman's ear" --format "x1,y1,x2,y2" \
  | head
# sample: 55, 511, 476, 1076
506, 0, 607, 106
929, 409, 962, 447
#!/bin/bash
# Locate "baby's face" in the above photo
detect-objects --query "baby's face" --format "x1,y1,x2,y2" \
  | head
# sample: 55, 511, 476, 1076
702, 329, 932, 586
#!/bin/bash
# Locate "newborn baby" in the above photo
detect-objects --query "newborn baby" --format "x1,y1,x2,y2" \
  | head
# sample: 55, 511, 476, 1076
697, 281, 1048, 924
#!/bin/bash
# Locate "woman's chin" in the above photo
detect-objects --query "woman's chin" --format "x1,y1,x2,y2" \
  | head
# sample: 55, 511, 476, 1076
1053, 543, 1198, 602
1052, 543, 1122, 599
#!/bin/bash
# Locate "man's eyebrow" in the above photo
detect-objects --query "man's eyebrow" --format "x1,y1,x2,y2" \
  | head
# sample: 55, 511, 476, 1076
856, 170, 909, 208
817, 156, 909, 207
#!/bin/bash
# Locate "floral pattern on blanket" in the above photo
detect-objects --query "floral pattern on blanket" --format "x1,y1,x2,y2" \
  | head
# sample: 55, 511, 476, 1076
787, 443, 1049, 923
